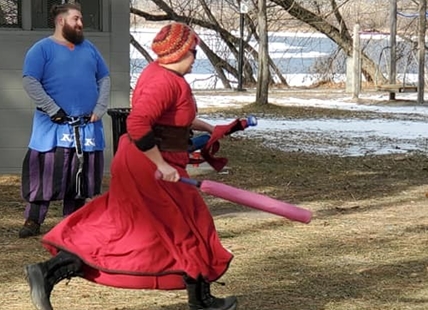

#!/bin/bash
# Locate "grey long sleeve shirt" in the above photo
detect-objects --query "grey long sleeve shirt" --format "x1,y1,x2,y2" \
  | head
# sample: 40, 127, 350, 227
23, 75, 111, 118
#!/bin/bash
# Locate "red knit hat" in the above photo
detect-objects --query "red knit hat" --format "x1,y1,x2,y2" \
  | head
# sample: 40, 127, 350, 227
152, 22, 199, 64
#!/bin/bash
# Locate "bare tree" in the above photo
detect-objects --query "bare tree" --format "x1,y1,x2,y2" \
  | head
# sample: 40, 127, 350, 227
130, 0, 410, 90
269, 0, 387, 83
130, 0, 289, 88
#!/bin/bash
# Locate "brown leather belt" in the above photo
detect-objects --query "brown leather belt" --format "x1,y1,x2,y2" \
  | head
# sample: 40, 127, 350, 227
153, 125, 191, 152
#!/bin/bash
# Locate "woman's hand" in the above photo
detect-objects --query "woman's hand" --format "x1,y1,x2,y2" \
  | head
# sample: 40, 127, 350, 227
142, 146, 179, 181
157, 163, 180, 182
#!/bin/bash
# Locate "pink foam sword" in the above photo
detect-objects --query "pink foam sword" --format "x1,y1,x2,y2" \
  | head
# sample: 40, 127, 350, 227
156, 171, 312, 223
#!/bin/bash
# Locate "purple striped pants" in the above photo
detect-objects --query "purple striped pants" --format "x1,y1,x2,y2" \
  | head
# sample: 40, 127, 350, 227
21, 147, 104, 224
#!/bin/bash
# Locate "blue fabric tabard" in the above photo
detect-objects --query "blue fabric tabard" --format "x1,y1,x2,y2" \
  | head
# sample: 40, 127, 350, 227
23, 38, 109, 152
29, 110, 105, 152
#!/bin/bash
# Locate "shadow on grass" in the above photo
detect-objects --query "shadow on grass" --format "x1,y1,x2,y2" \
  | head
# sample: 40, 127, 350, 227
204, 138, 428, 217
0, 139, 427, 223
314, 195, 427, 219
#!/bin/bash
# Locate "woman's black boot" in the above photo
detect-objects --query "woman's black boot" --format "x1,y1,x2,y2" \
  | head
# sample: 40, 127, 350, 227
184, 275, 237, 310
24, 251, 83, 310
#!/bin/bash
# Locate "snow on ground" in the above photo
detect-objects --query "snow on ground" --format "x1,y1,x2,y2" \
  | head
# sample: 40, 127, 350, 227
194, 90, 428, 157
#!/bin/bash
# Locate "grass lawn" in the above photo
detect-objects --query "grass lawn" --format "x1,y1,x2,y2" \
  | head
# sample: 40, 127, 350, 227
2, 103, 428, 310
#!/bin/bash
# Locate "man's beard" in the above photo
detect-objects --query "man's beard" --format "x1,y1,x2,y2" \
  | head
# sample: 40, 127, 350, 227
63, 22, 84, 45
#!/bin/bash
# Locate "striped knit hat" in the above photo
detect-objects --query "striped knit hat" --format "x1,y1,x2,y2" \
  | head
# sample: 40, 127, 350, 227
152, 23, 199, 64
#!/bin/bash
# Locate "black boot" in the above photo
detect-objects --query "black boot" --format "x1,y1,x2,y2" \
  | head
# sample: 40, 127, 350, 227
19, 220, 41, 238
24, 251, 83, 310
185, 275, 237, 310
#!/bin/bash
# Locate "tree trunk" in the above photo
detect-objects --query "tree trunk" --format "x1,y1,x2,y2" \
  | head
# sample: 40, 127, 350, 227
256, 0, 270, 104
245, 16, 289, 86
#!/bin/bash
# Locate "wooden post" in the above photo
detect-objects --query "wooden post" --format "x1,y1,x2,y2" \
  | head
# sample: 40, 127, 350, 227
389, 0, 397, 100
352, 24, 361, 99
418, 0, 426, 104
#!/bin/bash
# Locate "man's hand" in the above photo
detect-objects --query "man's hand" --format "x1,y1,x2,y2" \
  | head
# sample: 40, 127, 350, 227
90, 113, 100, 123
50, 109, 68, 124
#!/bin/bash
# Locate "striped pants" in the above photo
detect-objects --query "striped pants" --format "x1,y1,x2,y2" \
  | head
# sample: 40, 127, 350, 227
21, 147, 104, 224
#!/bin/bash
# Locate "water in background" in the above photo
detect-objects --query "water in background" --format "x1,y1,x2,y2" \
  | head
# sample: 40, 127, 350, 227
130, 29, 422, 89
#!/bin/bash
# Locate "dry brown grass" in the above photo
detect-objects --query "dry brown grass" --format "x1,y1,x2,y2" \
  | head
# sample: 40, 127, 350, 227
2, 103, 428, 309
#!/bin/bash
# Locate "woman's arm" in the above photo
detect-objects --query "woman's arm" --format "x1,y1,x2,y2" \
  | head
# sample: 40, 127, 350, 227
191, 118, 214, 133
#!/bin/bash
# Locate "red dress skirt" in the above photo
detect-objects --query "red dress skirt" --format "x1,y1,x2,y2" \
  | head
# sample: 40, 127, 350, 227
41, 135, 233, 290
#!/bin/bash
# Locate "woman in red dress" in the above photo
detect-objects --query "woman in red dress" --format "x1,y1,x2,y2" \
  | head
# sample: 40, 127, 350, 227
24, 22, 237, 310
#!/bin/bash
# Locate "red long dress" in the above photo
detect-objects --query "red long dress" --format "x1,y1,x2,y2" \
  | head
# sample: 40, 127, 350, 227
41, 62, 233, 290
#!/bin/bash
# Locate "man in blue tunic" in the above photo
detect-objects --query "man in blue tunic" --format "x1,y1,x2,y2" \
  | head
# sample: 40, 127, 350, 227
19, 2, 111, 238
